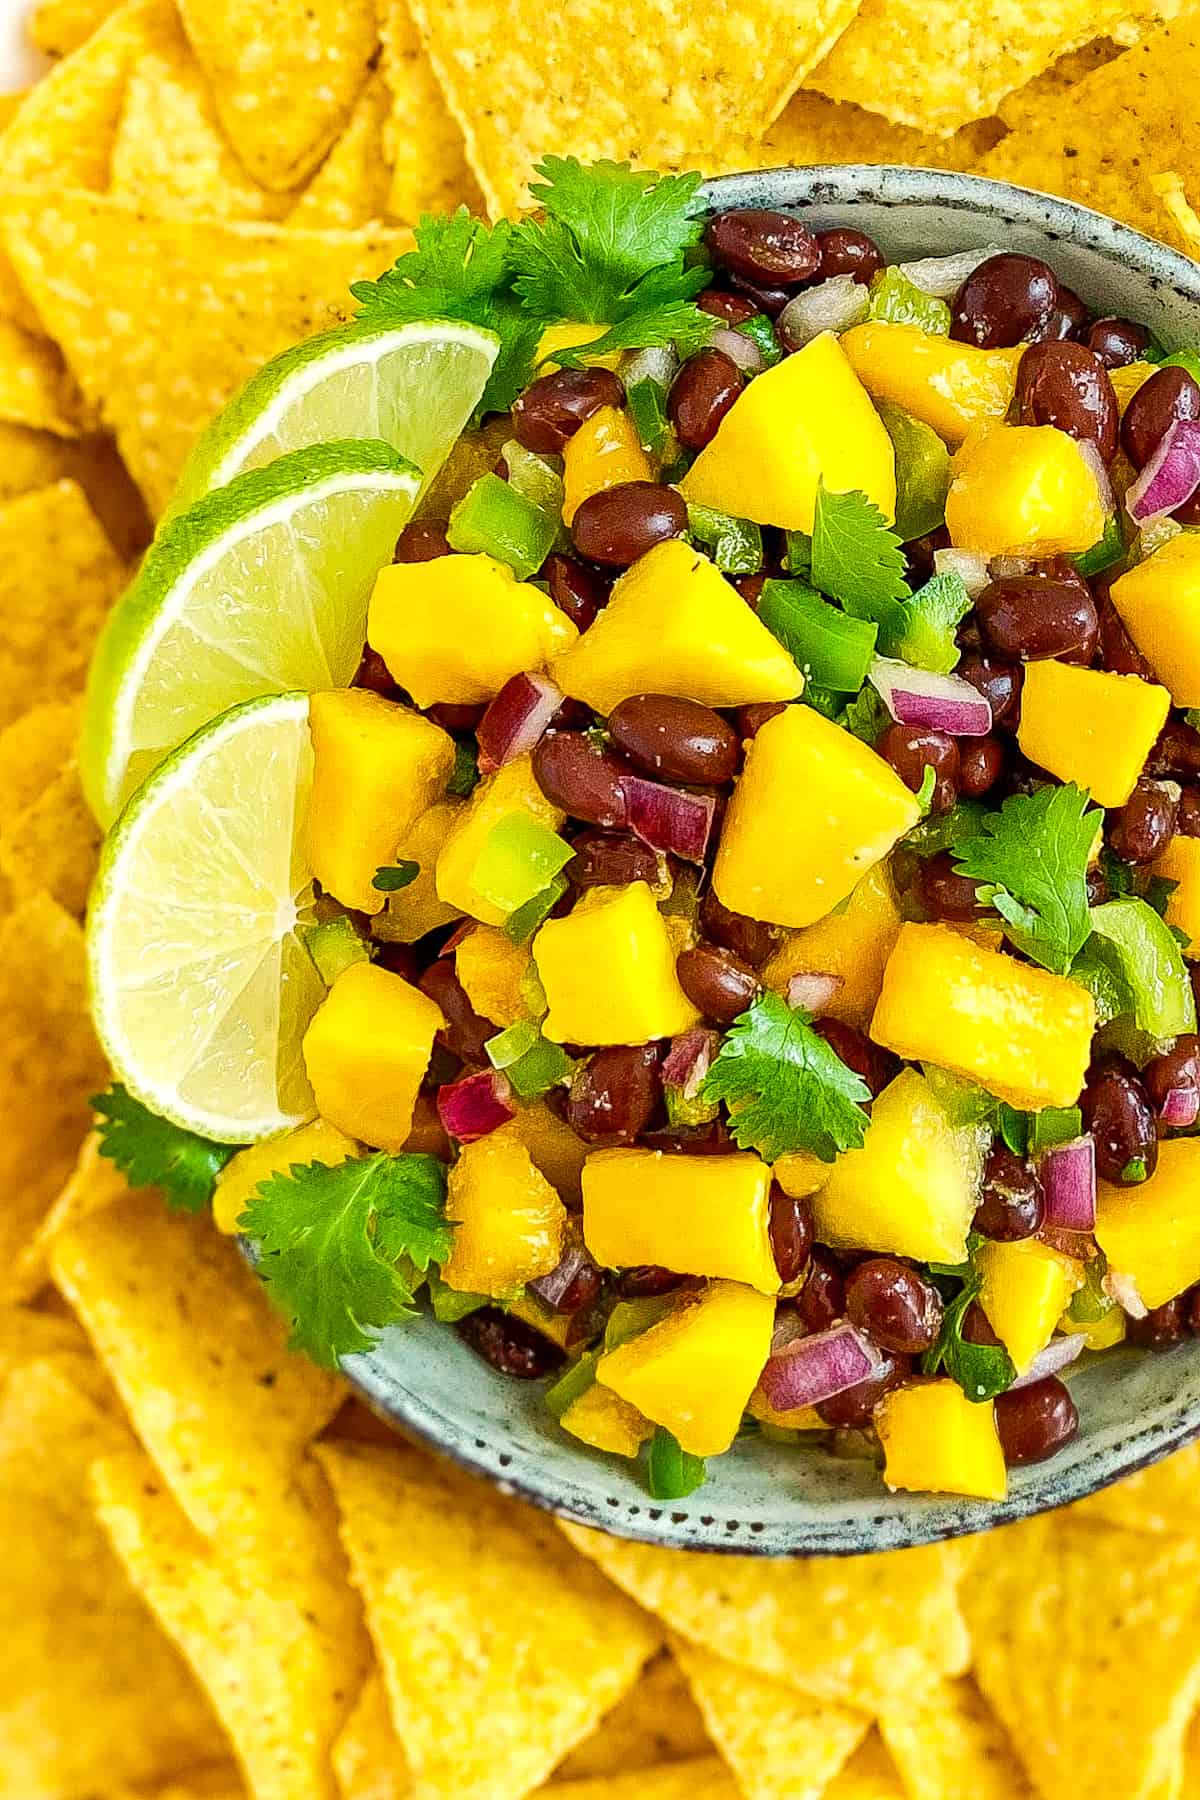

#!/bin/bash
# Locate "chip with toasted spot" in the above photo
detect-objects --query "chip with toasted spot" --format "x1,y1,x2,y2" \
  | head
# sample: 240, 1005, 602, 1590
878, 1677, 1035, 1800
376, 1, 483, 220
553, 1649, 712, 1780
289, 72, 393, 231
29, 0, 119, 56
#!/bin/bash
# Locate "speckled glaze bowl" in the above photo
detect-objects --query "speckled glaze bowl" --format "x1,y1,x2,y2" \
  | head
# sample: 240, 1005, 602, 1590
344, 165, 1200, 1555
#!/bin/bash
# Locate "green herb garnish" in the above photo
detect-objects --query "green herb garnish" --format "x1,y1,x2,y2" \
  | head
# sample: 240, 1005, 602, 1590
645, 1427, 706, 1499
881, 571, 971, 675
951, 783, 1100, 975
702, 992, 871, 1163
372, 861, 420, 893
923, 1269, 1015, 1403
91, 1085, 238, 1214
810, 483, 910, 628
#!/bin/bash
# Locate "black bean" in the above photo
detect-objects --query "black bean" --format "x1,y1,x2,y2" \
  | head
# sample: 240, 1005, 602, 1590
815, 1352, 911, 1429
1108, 780, 1178, 865
571, 481, 688, 567
545, 552, 607, 632
567, 828, 661, 889
958, 735, 1006, 798
676, 944, 759, 1023
394, 520, 452, 562
1121, 366, 1200, 469
795, 1247, 845, 1334
1081, 1054, 1159, 1185
768, 1186, 814, 1285
950, 253, 1059, 348
1087, 316, 1151, 369
458, 1307, 565, 1377
974, 1143, 1044, 1240
532, 731, 630, 826
512, 367, 626, 454
1015, 341, 1118, 459
994, 1376, 1079, 1464
914, 850, 986, 923
704, 208, 821, 286
608, 694, 739, 784
696, 288, 760, 324
845, 1258, 943, 1354
566, 1045, 662, 1143
958, 654, 1023, 729
418, 960, 497, 1062
811, 1018, 899, 1097
668, 349, 743, 451
816, 226, 884, 284
699, 889, 779, 967
878, 723, 960, 815
976, 570, 1099, 663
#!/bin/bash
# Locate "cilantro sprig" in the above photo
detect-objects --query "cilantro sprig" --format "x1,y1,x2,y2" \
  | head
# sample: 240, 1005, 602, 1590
810, 485, 910, 626
923, 1248, 1015, 1403
91, 1085, 239, 1214
701, 992, 871, 1163
950, 783, 1101, 975
243, 1152, 452, 1369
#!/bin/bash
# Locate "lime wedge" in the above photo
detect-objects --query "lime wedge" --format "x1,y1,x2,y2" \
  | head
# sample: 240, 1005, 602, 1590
171, 318, 499, 512
88, 693, 322, 1142
82, 439, 419, 827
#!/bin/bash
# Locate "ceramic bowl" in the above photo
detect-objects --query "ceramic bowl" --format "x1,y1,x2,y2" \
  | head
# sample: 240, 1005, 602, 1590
344, 164, 1200, 1555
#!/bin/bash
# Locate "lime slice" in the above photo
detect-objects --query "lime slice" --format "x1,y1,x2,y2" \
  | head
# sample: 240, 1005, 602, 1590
171, 318, 499, 512
82, 439, 419, 827
89, 693, 322, 1142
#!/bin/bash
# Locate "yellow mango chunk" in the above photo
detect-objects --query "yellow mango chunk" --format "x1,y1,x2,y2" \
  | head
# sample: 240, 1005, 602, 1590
552, 538, 802, 715
1109, 360, 1156, 412
436, 753, 564, 927
441, 1125, 566, 1297
812, 1068, 985, 1265
306, 691, 455, 915
977, 1239, 1084, 1375
746, 1388, 826, 1432
561, 405, 654, 523
679, 331, 896, 531
369, 552, 577, 708
877, 1380, 1007, 1502
302, 962, 442, 1151
761, 862, 902, 1026
371, 798, 465, 944
582, 1147, 778, 1294
1062, 1304, 1125, 1352
841, 322, 1022, 446
771, 1151, 831, 1200
534, 882, 700, 1045
945, 423, 1107, 557
538, 322, 613, 366
1111, 533, 1200, 706
1152, 834, 1200, 956
1096, 1139, 1200, 1309
596, 1280, 775, 1456
213, 1118, 358, 1235
1017, 661, 1170, 807
713, 705, 920, 928
455, 926, 534, 1027
560, 1383, 654, 1458
506, 1291, 573, 1349
507, 1101, 589, 1207
871, 923, 1096, 1109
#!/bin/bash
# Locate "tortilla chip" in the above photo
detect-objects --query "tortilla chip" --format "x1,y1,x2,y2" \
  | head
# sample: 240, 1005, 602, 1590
0, 315, 90, 435
981, 20, 1200, 256
0, 193, 414, 513
93, 1448, 370, 1800
557, 1524, 972, 1712
402, 0, 865, 219
966, 1513, 1200, 1800
1153, 171, 1200, 253
0, 1301, 90, 1373
0, 479, 125, 729
822, 1735, 908, 1800
543, 1759, 739, 1800
112, 1774, 248, 1800
553, 1649, 712, 1780
0, 1359, 221, 1797
29, 0, 119, 56
670, 1635, 869, 1800
316, 1439, 662, 1800
376, 2, 483, 220
11, 1131, 129, 1300
0, 423, 149, 556
0, 758, 100, 917
333, 1671, 411, 1800
1071, 1442, 1200, 1535
50, 1185, 347, 1549
176, 0, 378, 191
0, 696, 81, 821
289, 72, 393, 230
878, 1677, 1035, 1800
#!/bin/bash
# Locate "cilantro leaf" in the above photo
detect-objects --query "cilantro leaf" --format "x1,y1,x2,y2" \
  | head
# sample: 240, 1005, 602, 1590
91, 1085, 239, 1213
243, 1152, 451, 1368
839, 684, 888, 745
701, 992, 871, 1163
372, 860, 419, 892
923, 1272, 1015, 1402
881, 570, 972, 674
951, 783, 1101, 975
552, 294, 712, 363
810, 484, 911, 626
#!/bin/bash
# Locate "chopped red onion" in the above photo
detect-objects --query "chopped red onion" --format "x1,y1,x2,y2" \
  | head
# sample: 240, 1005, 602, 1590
662, 1026, 720, 1100
709, 325, 766, 376
760, 1320, 883, 1412
477, 671, 562, 773
777, 277, 868, 352
529, 1242, 593, 1309
989, 554, 1035, 578
785, 971, 844, 1015
623, 344, 679, 390
934, 547, 990, 598
1041, 1135, 1096, 1232
1103, 1267, 1148, 1320
621, 775, 716, 862
897, 244, 1007, 298
868, 655, 993, 736
1126, 419, 1200, 524
1010, 1332, 1088, 1390
1160, 1085, 1200, 1128
436, 1069, 515, 1143
438, 920, 475, 958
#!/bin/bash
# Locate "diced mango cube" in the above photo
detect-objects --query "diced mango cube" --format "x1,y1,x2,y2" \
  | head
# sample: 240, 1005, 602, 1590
761, 862, 902, 1025
455, 926, 534, 1027
582, 1147, 778, 1294
302, 962, 443, 1151
441, 1125, 566, 1296
368, 552, 577, 707
1110, 533, 1200, 707
713, 705, 920, 928
812, 1068, 985, 1265
746, 1388, 826, 1431
561, 405, 654, 523
679, 331, 896, 531
213, 1118, 358, 1235
945, 423, 1107, 556
877, 1380, 1007, 1501
1109, 360, 1156, 412
1017, 660, 1170, 807
436, 753, 564, 927
596, 1279, 776, 1456
306, 691, 455, 914
371, 798, 465, 944
977, 1239, 1084, 1375
552, 538, 802, 714
870, 923, 1096, 1109
534, 882, 700, 1045
841, 322, 1023, 445
560, 1383, 654, 1458
771, 1151, 831, 1200
1096, 1138, 1200, 1309
1152, 833, 1200, 956
507, 1101, 589, 1207
506, 1292, 573, 1349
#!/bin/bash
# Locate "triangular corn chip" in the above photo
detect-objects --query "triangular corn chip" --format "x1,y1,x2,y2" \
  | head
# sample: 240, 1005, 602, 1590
289, 72, 393, 231
0, 314, 90, 435
0, 423, 150, 557
332, 1671, 411, 1800
1071, 1441, 1200, 1535
554, 1649, 712, 1780
376, 2, 482, 220
548, 1761, 739, 1800
29, 0, 119, 56
878, 1677, 1036, 1800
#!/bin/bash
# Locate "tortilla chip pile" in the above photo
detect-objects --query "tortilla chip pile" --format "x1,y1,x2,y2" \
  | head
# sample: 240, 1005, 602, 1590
6, 3, 1200, 1798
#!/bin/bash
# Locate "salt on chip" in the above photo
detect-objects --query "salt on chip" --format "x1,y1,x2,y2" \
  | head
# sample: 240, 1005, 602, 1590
877, 1677, 1035, 1800
290, 72, 393, 231
0, 1358, 222, 1799
0, 192, 414, 514
29, 0, 119, 56
333, 1671, 411, 1800
93, 1448, 370, 1800
553, 1649, 712, 1781
557, 1523, 972, 1712
51, 1184, 347, 1549
401, 0, 867, 218
0, 423, 150, 557
376, 1, 483, 221
966, 1512, 1200, 1800
176, 0, 378, 192
1071, 1441, 1200, 1535
316, 1439, 662, 1800
541, 1758, 739, 1800
670, 1635, 869, 1800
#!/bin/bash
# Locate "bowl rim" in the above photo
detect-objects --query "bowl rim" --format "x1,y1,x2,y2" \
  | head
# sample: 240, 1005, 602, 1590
346, 162, 1200, 1555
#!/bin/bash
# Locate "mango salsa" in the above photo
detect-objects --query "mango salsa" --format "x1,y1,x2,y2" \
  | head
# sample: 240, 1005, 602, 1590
507, 1101, 590, 1207
561, 404, 653, 523
1017, 661, 1171, 808
560, 1383, 655, 1458
713, 705, 921, 928
455, 926, 534, 1027
679, 330, 896, 531
870, 923, 1096, 1109
976, 1239, 1084, 1374
1152, 834, 1200, 956
945, 423, 1107, 556
841, 322, 1023, 445
213, 1118, 358, 1235
436, 753, 564, 927
533, 882, 700, 1045
761, 862, 902, 1026
1096, 1139, 1200, 1310
371, 798, 465, 944
877, 1380, 1007, 1502
1110, 533, 1200, 706
441, 1125, 567, 1296
582, 1147, 779, 1293
302, 962, 443, 1151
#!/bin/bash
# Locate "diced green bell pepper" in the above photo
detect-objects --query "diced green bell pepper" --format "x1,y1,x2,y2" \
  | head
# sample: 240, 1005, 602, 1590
448, 472, 558, 580
877, 400, 951, 542
1087, 896, 1197, 1040
472, 814, 574, 915
758, 578, 878, 692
